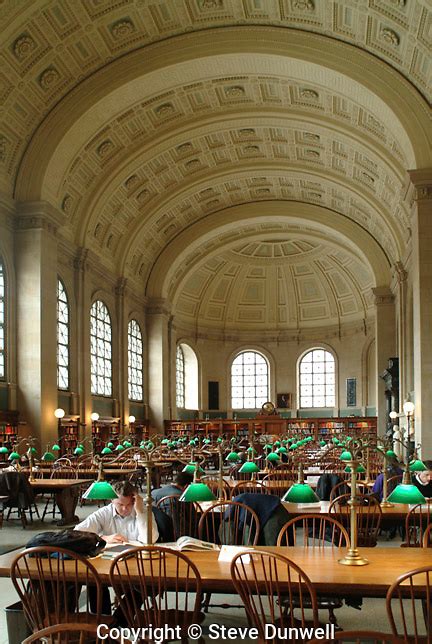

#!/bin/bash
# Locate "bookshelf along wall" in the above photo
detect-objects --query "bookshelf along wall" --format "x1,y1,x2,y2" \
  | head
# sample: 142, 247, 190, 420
58, 415, 79, 454
0, 410, 19, 448
91, 417, 121, 451
164, 417, 377, 441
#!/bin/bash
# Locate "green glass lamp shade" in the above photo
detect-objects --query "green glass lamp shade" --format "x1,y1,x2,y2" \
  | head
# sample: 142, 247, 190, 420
168, 441, 176, 449
385, 450, 398, 460
42, 451, 56, 462
283, 484, 320, 503
101, 447, 113, 455
107, 442, 114, 449
123, 440, 132, 448
340, 450, 352, 461
182, 462, 205, 475
282, 440, 288, 445
230, 437, 236, 443
203, 438, 211, 445
387, 484, 426, 504
216, 437, 223, 443
239, 460, 260, 474
409, 459, 427, 472
263, 444, 272, 452
8, 451, 20, 461
189, 440, 196, 446
73, 447, 84, 456
289, 443, 298, 450
146, 441, 155, 450
51, 444, 61, 452
115, 444, 125, 451
82, 480, 118, 501
247, 446, 257, 454
319, 440, 326, 447
274, 441, 281, 448
266, 452, 280, 463
78, 444, 84, 450
332, 437, 340, 444
0, 446, 9, 454
277, 446, 288, 454
161, 438, 169, 445
344, 464, 366, 473
29, 447, 37, 454
226, 451, 240, 463
179, 482, 216, 502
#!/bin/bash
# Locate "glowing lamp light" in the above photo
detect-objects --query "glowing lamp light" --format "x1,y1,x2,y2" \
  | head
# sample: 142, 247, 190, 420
128, 415, 136, 424
54, 408, 65, 419
403, 401, 415, 416
82, 480, 118, 501
90, 412, 100, 422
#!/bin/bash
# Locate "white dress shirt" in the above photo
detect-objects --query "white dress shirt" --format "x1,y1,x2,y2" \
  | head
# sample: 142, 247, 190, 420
75, 501, 159, 544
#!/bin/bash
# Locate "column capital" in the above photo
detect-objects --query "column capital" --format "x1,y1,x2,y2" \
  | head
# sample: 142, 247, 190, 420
146, 298, 172, 317
73, 246, 99, 272
372, 286, 394, 306
15, 200, 66, 234
408, 168, 432, 201
115, 277, 128, 298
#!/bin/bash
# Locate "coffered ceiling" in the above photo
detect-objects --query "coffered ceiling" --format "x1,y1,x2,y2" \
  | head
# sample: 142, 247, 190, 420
1, 0, 431, 333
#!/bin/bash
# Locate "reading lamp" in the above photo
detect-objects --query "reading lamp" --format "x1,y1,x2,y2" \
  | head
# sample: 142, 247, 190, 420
282, 463, 319, 504
82, 459, 118, 501
180, 461, 216, 502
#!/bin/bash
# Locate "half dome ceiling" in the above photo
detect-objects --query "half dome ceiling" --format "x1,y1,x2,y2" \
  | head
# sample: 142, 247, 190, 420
175, 236, 374, 332
2, 0, 431, 335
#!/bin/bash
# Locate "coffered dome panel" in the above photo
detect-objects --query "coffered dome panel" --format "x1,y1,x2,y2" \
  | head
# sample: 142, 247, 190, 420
174, 236, 374, 333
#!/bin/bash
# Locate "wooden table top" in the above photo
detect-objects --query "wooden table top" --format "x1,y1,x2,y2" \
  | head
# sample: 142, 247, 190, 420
0, 545, 429, 597
29, 479, 93, 489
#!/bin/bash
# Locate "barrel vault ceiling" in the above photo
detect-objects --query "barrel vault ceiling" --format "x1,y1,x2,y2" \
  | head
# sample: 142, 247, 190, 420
1, 0, 431, 334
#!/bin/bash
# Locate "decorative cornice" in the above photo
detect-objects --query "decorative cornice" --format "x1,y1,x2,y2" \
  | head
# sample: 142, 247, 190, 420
115, 277, 128, 298
0, 192, 16, 231
73, 246, 99, 272
372, 286, 395, 306
15, 200, 66, 235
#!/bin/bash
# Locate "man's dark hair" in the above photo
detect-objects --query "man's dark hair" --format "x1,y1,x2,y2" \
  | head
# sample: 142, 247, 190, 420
422, 460, 432, 470
174, 472, 193, 488
112, 480, 137, 497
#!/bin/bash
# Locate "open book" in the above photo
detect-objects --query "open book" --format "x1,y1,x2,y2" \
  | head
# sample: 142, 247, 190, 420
162, 536, 220, 552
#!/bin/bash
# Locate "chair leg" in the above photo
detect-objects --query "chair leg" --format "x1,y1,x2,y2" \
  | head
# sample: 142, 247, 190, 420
20, 509, 27, 528
203, 591, 211, 613
328, 607, 341, 630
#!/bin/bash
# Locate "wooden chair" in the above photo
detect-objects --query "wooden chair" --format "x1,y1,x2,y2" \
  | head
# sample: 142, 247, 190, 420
230, 480, 268, 497
201, 475, 230, 500
0, 471, 40, 527
109, 546, 204, 642
11, 546, 105, 631
277, 514, 349, 628
329, 480, 370, 502
198, 500, 260, 613
403, 500, 432, 547
23, 623, 101, 644
386, 565, 432, 643
261, 472, 293, 498
329, 493, 382, 547
231, 549, 318, 643
423, 523, 432, 547
308, 631, 405, 643
155, 494, 200, 539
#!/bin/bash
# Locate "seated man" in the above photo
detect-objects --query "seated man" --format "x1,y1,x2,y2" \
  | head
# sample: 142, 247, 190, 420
372, 458, 403, 502
151, 472, 192, 505
76, 479, 159, 544
412, 460, 432, 498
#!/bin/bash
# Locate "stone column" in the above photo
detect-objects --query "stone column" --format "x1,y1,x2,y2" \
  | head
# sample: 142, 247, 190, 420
372, 287, 396, 436
409, 169, 432, 453
15, 202, 65, 446
116, 277, 128, 429
393, 262, 408, 409
146, 299, 171, 431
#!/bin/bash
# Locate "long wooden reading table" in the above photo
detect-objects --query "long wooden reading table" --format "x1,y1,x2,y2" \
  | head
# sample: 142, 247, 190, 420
0, 545, 428, 598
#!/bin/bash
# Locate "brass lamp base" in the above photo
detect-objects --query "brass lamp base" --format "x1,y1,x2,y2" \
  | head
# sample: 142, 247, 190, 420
380, 500, 394, 508
338, 549, 369, 566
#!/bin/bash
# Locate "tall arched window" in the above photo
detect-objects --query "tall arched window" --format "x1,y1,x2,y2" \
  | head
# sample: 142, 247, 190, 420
57, 278, 69, 390
128, 319, 143, 401
299, 348, 335, 408
90, 300, 112, 396
0, 259, 5, 379
231, 350, 269, 409
176, 345, 185, 408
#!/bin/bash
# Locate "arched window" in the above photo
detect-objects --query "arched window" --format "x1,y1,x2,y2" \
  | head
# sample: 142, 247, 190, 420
57, 278, 69, 390
231, 350, 269, 409
176, 345, 185, 408
0, 259, 5, 379
128, 319, 143, 401
299, 348, 335, 408
90, 300, 112, 396
176, 343, 199, 410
